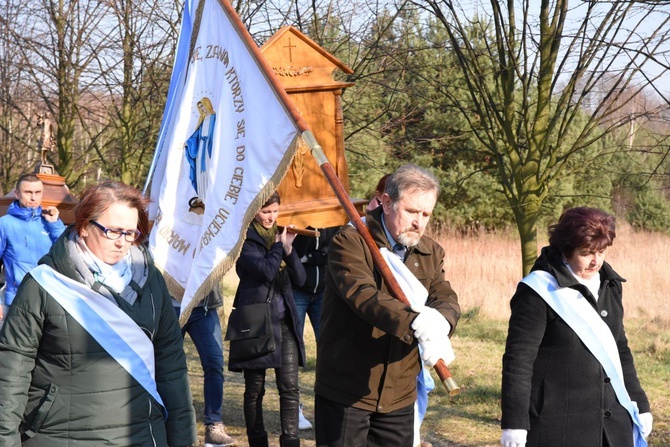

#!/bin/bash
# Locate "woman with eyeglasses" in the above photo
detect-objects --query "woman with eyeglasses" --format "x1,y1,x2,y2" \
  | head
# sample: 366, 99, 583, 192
0, 181, 196, 447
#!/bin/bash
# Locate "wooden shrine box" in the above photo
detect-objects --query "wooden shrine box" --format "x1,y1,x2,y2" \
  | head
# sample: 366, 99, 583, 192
261, 27, 362, 229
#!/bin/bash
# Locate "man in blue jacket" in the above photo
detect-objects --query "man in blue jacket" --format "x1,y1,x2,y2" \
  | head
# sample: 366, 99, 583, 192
0, 174, 65, 323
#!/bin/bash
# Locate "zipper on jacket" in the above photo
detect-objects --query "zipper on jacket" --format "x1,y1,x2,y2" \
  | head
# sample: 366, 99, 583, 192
311, 231, 321, 294
140, 292, 157, 341
312, 268, 319, 294
148, 398, 157, 447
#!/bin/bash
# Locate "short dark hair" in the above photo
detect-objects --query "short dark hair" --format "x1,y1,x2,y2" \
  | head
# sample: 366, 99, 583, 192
15, 174, 42, 191
385, 164, 439, 203
74, 181, 150, 245
548, 207, 616, 258
262, 191, 281, 208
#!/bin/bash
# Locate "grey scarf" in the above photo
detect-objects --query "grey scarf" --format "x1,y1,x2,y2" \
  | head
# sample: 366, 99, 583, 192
64, 231, 150, 305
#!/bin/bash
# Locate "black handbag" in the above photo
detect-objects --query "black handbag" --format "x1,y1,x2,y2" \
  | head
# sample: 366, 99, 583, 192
225, 284, 276, 362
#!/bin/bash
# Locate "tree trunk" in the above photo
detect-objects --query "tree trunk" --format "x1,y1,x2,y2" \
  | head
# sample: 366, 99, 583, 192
512, 198, 541, 277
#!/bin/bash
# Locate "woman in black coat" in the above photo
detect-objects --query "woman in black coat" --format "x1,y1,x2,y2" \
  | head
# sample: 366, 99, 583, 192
501, 207, 652, 447
228, 192, 306, 447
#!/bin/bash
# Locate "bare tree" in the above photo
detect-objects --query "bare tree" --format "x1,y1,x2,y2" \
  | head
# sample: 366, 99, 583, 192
0, 0, 42, 190
415, 0, 670, 273
11, 0, 120, 186
0, 0, 181, 191
88, 0, 180, 188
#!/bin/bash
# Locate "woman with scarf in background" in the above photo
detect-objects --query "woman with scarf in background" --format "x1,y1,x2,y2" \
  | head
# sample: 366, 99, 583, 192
229, 191, 306, 447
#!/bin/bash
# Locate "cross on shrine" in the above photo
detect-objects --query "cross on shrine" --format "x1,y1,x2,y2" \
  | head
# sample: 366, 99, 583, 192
284, 38, 297, 63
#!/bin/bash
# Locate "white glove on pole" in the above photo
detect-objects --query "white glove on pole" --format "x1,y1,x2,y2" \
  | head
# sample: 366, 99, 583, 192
418, 337, 455, 368
639, 412, 653, 439
500, 429, 527, 447
411, 304, 451, 342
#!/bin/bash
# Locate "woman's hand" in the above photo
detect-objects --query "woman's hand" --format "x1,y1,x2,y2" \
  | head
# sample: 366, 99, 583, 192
277, 225, 297, 255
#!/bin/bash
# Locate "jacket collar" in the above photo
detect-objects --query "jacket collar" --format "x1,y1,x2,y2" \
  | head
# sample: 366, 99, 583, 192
42, 226, 151, 304
532, 246, 625, 290
8, 200, 42, 221
246, 222, 268, 247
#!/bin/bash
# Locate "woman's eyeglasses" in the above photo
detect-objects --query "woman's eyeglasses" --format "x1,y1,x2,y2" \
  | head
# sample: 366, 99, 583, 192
89, 220, 141, 242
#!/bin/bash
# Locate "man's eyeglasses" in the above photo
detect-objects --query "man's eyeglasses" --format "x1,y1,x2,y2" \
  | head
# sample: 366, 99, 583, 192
89, 220, 141, 242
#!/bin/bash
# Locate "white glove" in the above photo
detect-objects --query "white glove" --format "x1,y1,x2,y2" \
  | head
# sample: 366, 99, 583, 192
418, 337, 455, 368
639, 412, 653, 439
500, 429, 527, 447
411, 304, 451, 342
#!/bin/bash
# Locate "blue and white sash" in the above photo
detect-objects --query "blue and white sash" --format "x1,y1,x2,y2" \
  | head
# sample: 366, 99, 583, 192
30, 264, 166, 417
380, 248, 436, 447
522, 270, 645, 447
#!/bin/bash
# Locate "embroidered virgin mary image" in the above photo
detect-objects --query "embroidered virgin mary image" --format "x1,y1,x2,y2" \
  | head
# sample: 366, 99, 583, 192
184, 97, 216, 214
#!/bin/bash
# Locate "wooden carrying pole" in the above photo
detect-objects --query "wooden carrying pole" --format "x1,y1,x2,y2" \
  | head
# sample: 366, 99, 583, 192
219, 0, 459, 396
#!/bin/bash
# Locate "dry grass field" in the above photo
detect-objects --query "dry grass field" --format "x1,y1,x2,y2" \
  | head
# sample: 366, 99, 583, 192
184, 224, 670, 446
443, 224, 670, 322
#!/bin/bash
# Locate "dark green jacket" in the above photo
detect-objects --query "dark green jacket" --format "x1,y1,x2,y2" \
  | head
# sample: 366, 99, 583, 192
315, 207, 461, 412
0, 227, 196, 446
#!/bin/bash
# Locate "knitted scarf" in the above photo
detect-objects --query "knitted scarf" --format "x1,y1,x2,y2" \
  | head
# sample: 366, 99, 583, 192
76, 236, 132, 294
252, 221, 286, 271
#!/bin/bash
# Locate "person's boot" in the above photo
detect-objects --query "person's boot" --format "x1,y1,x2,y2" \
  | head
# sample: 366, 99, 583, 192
204, 422, 237, 447
248, 433, 269, 447
279, 435, 301, 447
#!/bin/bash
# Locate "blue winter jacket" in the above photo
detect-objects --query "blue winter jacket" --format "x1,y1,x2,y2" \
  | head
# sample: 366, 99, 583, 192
0, 201, 65, 304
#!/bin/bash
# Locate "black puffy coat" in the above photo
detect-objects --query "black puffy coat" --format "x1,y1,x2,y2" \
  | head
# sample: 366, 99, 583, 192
228, 224, 306, 372
501, 246, 650, 447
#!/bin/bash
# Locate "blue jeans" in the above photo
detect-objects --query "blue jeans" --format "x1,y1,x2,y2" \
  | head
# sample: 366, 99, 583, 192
292, 288, 323, 342
176, 306, 224, 425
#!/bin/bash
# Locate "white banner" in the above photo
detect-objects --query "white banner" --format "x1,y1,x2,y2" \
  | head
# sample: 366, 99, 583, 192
148, 0, 299, 318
